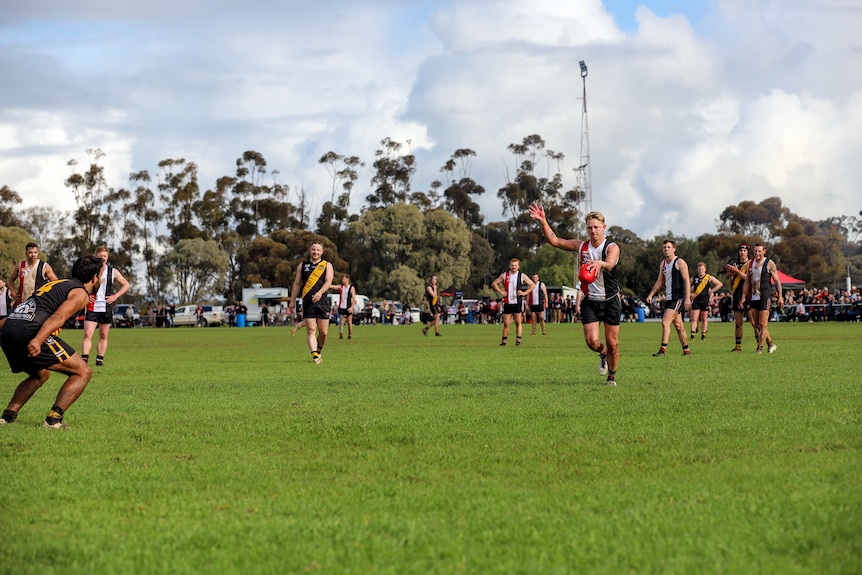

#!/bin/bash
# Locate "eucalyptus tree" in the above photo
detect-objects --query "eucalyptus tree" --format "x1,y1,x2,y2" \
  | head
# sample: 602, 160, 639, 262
234, 150, 268, 237
440, 148, 485, 230
317, 151, 365, 243
349, 204, 470, 303
124, 170, 168, 302
159, 237, 229, 304
157, 158, 202, 244
0, 185, 22, 228
64, 148, 112, 251
366, 137, 415, 209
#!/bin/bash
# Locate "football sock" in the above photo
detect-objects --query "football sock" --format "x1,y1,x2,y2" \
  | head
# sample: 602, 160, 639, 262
2, 409, 18, 423
500, 337, 508, 346
311, 351, 320, 360
82, 354, 89, 363
735, 336, 742, 346
607, 369, 616, 382
515, 336, 521, 346
45, 405, 65, 426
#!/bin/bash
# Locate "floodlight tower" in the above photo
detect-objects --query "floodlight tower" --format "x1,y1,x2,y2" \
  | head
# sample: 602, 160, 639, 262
577, 60, 593, 217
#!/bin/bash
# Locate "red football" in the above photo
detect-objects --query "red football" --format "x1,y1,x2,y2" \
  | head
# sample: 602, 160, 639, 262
578, 263, 599, 284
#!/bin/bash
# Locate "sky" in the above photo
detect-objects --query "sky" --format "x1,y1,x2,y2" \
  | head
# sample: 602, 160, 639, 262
1, 0, 861, 240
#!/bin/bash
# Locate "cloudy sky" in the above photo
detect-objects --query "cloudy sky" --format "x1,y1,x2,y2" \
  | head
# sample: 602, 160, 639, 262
1, 0, 860, 239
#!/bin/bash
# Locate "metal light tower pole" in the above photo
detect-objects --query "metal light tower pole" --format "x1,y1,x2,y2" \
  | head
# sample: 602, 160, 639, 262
577, 60, 593, 217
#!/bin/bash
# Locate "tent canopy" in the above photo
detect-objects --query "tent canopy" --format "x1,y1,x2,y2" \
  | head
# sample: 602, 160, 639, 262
776, 269, 805, 290
440, 284, 462, 298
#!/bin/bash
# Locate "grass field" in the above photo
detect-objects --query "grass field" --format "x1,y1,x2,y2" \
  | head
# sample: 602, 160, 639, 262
0, 319, 860, 574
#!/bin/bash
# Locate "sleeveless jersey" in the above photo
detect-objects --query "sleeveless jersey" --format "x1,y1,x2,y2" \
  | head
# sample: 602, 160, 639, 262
425, 285, 438, 308
661, 257, 685, 300
747, 258, 773, 301
692, 274, 711, 306
503, 271, 523, 305
300, 259, 329, 300
530, 281, 544, 306
87, 264, 115, 313
16, 260, 48, 302
3, 279, 87, 340
338, 284, 354, 309
580, 240, 619, 301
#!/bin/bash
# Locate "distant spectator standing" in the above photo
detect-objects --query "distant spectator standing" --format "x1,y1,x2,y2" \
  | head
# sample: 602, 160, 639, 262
9, 242, 58, 306
81, 246, 131, 366
261, 303, 270, 327
491, 258, 536, 347
689, 262, 723, 340
646, 239, 692, 357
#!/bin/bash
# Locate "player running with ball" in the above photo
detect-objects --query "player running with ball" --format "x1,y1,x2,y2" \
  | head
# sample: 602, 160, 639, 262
529, 204, 621, 386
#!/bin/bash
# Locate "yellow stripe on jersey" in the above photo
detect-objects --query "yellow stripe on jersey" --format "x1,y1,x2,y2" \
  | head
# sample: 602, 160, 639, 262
302, 261, 328, 298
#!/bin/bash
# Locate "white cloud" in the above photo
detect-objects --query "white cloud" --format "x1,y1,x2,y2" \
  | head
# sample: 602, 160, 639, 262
1, 0, 860, 244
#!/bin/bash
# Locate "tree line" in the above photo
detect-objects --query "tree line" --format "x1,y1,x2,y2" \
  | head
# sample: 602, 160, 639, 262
1, 136, 860, 308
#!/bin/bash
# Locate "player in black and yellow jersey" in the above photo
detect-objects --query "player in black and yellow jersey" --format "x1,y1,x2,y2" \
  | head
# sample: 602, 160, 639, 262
289, 241, 334, 364
0, 255, 102, 428
422, 276, 441, 337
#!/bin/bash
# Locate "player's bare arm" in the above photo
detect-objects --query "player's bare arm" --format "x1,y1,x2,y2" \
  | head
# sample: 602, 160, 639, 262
646, 267, 665, 304
768, 261, 784, 306
106, 270, 130, 305
586, 243, 619, 275
518, 275, 536, 297
28, 289, 90, 358
529, 203, 582, 252
288, 262, 303, 313
678, 259, 692, 310
44, 263, 59, 283
311, 262, 334, 303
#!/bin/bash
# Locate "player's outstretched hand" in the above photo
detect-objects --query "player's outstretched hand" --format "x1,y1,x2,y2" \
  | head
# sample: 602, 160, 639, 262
529, 203, 545, 222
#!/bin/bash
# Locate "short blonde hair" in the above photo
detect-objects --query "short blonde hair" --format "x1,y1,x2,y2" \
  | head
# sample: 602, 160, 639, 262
585, 211, 605, 224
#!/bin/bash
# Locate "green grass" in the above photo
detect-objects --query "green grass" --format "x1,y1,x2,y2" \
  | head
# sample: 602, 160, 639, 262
1, 320, 860, 574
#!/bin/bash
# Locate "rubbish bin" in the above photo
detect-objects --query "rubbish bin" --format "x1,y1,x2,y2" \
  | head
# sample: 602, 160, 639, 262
636, 306, 645, 323
236, 313, 247, 328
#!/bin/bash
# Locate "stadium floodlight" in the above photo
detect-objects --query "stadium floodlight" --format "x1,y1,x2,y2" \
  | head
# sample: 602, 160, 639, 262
579, 60, 588, 78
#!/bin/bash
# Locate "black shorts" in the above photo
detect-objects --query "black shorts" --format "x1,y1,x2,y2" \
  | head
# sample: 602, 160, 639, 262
732, 294, 750, 312
302, 297, 331, 320
750, 297, 770, 311
691, 298, 710, 311
502, 303, 521, 315
663, 299, 684, 314
2, 332, 76, 376
580, 296, 621, 326
529, 304, 544, 313
337, 307, 352, 317
85, 310, 113, 325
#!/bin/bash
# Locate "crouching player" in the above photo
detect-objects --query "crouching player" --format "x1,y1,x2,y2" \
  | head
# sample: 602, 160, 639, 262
0, 256, 102, 428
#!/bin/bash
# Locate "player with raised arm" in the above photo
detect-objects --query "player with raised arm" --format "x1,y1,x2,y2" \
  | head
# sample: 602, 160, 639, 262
529, 204, 621, 386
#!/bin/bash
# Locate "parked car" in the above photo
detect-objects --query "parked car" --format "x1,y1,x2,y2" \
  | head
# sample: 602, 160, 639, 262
113, 304, 141, 328
173, 304, 227, 327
